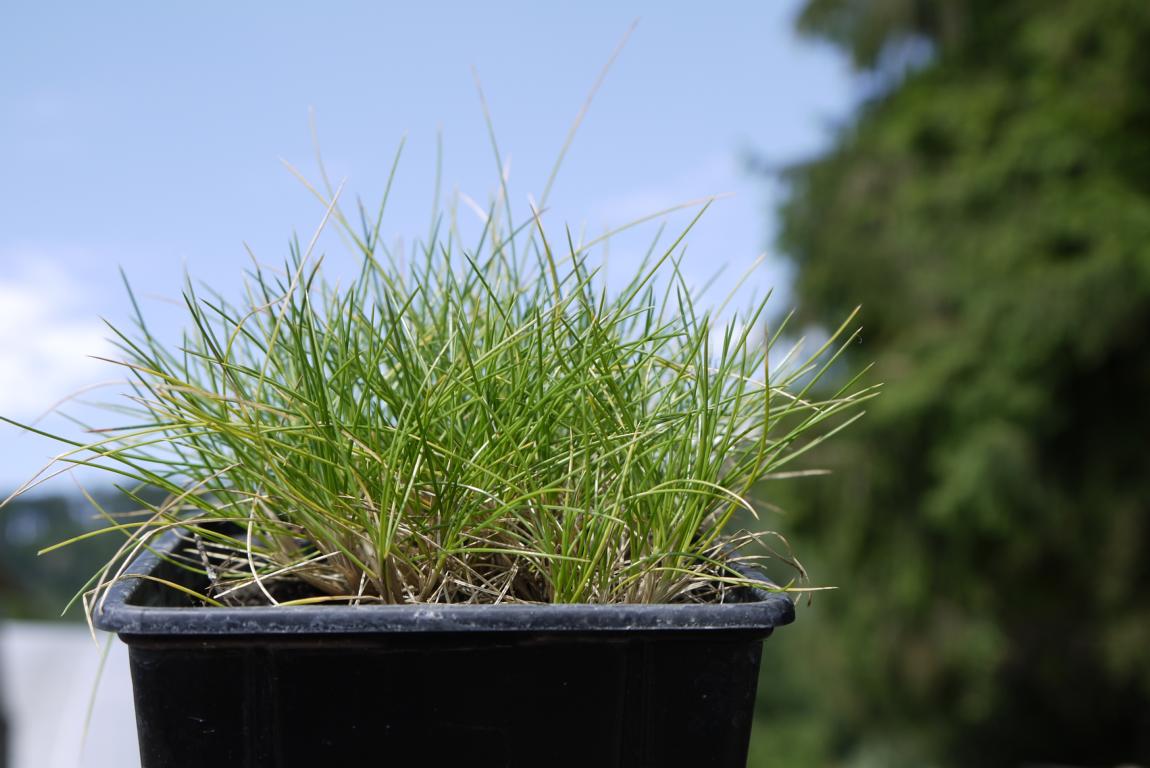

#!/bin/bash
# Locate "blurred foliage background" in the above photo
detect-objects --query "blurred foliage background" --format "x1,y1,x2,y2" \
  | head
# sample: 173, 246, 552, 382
0, 491, 139, 621
749, 0, 1150, 765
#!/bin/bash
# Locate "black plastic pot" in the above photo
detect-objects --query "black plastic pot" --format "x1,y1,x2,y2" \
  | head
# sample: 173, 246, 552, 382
0, 697, 7, 768
0, 621, 8, 768
94, 531, 794, 768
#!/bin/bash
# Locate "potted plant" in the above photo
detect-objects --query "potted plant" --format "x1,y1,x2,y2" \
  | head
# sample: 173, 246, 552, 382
3, 141, 870, 768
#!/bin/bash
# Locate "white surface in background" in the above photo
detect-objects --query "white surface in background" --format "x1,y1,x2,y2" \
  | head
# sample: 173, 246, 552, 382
0, 623, 139, 768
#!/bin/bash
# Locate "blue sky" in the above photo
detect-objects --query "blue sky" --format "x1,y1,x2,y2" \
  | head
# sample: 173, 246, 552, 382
0, 1, 855, 491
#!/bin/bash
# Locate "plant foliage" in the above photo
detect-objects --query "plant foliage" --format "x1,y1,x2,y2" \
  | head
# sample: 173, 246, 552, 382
4, 150, 870, 610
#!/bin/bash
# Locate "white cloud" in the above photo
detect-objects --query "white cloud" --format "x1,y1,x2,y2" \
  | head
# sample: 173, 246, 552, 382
0, 257, 115, 417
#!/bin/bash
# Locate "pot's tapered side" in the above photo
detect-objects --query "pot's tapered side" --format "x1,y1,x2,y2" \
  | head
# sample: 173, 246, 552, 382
0, 697, 8, 768
0, 620, 8, 768
124, 630, 769, 768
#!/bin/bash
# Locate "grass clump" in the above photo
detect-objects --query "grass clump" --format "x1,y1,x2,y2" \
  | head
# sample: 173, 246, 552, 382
3, 146, 873, 610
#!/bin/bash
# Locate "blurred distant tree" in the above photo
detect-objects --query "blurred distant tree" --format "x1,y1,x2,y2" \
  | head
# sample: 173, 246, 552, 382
752, 0, 1150, 765
0, 490, 157, 620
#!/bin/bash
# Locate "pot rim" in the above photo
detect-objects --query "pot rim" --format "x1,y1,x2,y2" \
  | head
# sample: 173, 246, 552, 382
93, 528, 797, 636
